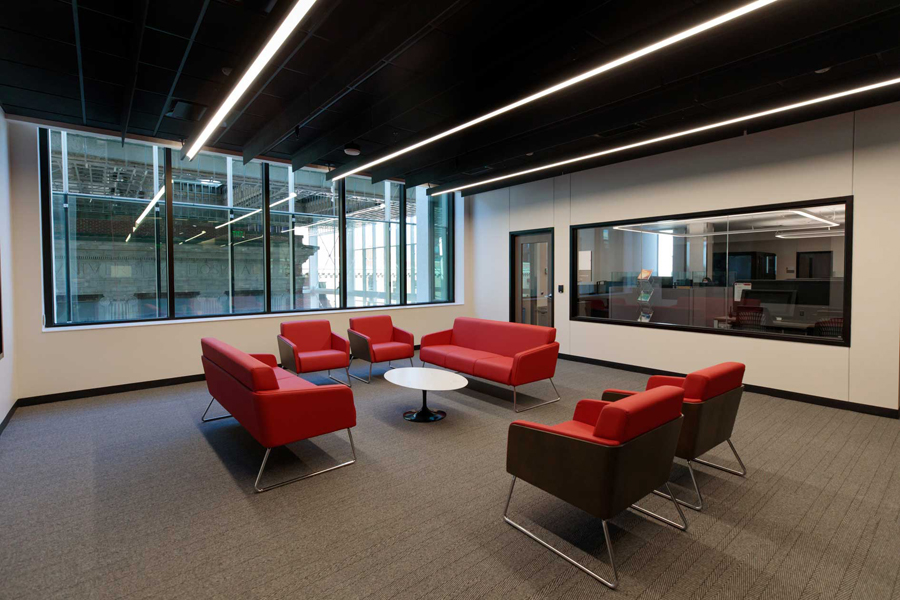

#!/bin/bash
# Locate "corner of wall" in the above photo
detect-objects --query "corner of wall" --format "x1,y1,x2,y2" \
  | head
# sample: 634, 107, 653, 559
0, 106, 16, 424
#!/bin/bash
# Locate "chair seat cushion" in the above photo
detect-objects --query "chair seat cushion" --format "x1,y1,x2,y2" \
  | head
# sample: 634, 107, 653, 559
444, 347, 499, 373
473, 356, 514, 384
371, 341, 414, 362
419, 344, 455, 367
273, 367, 297, 381
297, 349, 349, 372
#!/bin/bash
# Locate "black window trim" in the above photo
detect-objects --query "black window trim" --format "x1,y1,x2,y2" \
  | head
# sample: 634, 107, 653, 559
38, 127, 456, 329
569, 195, 853, 347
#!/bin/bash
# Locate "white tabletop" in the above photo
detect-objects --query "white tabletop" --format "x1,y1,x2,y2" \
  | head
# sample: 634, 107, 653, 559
384, 367, 468, 391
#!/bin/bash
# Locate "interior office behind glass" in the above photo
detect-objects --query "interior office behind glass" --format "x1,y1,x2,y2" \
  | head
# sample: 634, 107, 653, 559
573, 200, 849, 343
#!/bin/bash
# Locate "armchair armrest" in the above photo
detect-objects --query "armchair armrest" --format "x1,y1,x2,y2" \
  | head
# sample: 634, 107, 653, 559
601, 389, 638, 402
421, 329, 452, 347
348, 329, 373, 362
254, 384, 356, 448
276, 335, 299, 373
573, 399, 612, 426
251, 353, 279, 368
510, 342, 560, 386
646, 375, 686, 390
392, 326, 414, 347
331, 332, 350, 354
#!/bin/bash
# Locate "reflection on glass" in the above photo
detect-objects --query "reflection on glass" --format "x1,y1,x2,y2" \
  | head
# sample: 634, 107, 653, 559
574, 203, 847, 341
405, 187, 452, 304
172, 153, 227, 206
346, 177, 400, 306
51, 193, 168, 324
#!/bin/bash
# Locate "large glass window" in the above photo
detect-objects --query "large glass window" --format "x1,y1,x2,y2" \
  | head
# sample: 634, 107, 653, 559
48, 131, 168, 325
42, 128, 453, 327
405, 187, 452, 304
572, 200, 849, 344
345, 177, 400, 307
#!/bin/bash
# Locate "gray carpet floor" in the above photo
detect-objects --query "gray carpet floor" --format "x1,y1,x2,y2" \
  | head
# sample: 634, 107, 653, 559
2, 355, 900, 599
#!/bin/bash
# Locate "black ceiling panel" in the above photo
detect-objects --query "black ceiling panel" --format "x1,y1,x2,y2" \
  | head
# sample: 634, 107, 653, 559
2, 0, 900, 189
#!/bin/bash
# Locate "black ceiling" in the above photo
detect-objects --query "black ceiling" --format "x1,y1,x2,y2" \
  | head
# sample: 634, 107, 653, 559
3, 0, 900, 195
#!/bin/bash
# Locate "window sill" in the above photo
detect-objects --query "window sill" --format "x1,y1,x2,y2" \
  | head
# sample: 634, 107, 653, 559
42, 301, 464, 333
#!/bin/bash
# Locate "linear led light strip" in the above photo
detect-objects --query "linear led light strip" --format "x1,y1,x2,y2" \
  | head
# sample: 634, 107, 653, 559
614, 224, 837, 238
215, 193, 299, 229
185, 0, 318, 160
126, 186, 166, 242
179, 230, 207, 245
777, 230, 845, 239
332, 0, 780, 180
622, 209, 841, 232
438, 76, 900, 194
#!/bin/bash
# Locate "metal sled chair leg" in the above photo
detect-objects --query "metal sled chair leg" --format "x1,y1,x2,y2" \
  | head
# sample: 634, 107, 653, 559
254, 428, 357, 493
632, 482, 689, 529
327, 367, 353, 388
694, 439, 747, 476
652, 460, 704, 511
503, 476, 619, 589
512, 378, 561, 413
348, 359, 374, 384
201, 397, 232, 422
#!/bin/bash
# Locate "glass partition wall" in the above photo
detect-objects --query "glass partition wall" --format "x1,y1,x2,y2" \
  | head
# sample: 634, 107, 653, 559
572, 199, 851, 345
41, 128, 454, 327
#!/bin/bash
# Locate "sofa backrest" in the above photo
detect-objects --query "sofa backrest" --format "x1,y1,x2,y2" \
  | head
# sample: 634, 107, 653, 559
594, 386, 684, 443
450, 317, 555, 357
349, 315, 394, 343
683, 362, 745, 401
200, 338, 278, 392
281, 320, 332, 351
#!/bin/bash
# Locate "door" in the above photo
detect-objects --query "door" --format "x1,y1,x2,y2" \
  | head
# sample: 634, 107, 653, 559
797, 251, 833, 278
511, 229, 553, 327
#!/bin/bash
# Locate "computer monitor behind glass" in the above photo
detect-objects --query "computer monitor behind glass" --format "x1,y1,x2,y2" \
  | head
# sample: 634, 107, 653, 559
740, 289, 797, 319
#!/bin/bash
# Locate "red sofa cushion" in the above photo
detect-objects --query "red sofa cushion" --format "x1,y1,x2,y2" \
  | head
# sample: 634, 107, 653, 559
419, 345, 455, 367
450, 317, 555, 358
298, 349, 350, 372
281, 320, 333, 352
473, 356, 513, 384
683, 362, 745, 401
349, 315, 394, 343
594, 386, 684, 443
201, 338, 278, 391
372, 341, 414, 362
444, 347, 498, 372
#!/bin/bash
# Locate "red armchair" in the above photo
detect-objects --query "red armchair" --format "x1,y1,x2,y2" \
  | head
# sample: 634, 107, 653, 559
603, 362, 746, 510
200, 338, 357, 492
420, 317, 560, 412
277, 320, 352, 387
347, 315, 415, 383
504, 386, 688, 589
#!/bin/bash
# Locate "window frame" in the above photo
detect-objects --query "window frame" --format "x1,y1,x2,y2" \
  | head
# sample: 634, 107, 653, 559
38, 128, 455, 329
568, 196, 853, 347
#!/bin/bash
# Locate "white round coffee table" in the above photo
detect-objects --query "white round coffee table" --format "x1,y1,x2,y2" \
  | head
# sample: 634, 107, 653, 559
384, 367, 468, 422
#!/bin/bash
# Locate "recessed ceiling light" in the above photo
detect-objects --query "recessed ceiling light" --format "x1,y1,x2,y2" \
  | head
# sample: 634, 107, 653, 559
184, 0, 318, 160
329, 0, 781, 180
433, 76, 900, 195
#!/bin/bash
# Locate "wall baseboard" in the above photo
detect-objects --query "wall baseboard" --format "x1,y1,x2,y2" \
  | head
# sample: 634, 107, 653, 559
16, 374, 207, 408
0, 403, 17, 438
558, 353, 899, 419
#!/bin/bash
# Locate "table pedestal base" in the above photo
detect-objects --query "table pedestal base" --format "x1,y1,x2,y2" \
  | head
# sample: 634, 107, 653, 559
404, 390, 445, 422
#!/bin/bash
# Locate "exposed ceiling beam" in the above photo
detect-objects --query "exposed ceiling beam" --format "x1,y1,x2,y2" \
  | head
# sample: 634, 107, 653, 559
71, 0, 87, 125
243, 0, 469, 165
153, 0, 211, 137
120, 0, 149, 145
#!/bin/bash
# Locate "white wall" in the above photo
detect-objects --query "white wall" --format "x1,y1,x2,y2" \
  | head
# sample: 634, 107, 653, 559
0, 108, 15, 422
468, 106, 900, 410
5, 120, 473, 399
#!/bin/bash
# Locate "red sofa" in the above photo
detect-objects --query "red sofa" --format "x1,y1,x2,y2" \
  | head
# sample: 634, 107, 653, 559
200, 338, 357, 492
347, 315, 415, 383
420, 317, 560, 412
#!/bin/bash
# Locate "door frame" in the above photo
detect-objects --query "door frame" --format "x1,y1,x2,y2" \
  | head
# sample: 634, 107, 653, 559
509, 228, 555, 326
